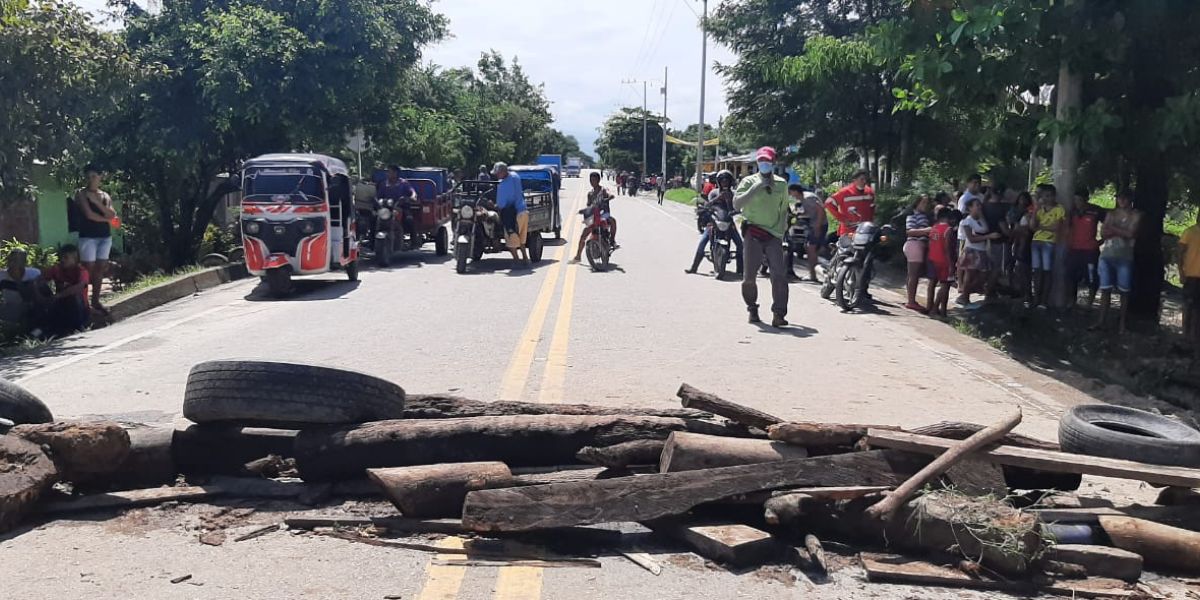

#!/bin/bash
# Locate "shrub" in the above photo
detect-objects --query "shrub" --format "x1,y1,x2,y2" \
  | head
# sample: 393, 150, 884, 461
0, 238, 58, 269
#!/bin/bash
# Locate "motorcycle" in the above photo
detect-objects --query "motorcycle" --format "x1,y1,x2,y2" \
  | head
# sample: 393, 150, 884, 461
695, 204, 740, 280
820, 221, 895, 311
581, 204, 616, 272
370, 195, 410, 267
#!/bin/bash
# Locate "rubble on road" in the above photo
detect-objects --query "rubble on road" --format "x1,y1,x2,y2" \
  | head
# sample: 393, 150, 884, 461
5, 366, 1200, 597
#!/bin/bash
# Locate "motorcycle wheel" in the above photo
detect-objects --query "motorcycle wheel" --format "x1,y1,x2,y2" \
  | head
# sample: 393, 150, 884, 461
712, 244, 729, 280
600, 239, 611, 270
819, 258, 839, 299
377, 236, 392, 267
585, 239, 602, 271
836, 264, 863, 311
454, 240, 469, 274
434, 226, 449, 256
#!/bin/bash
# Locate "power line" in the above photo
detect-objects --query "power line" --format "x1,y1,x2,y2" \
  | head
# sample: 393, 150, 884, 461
640, 0, 679, 72
630, 1, 664, 77
679, 0, 700, 20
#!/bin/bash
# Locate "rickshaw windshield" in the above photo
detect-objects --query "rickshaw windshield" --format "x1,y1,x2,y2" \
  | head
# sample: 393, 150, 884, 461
243, 167, 324, 203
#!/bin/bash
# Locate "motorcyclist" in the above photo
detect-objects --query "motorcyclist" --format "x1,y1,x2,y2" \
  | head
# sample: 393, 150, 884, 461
476, 164, 491, 181
572, 171, 619, 262
375, 165, 416, 239
685, 169, 743, 275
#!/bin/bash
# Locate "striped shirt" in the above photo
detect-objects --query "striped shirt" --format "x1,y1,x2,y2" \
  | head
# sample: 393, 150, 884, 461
906, 212, 931, 240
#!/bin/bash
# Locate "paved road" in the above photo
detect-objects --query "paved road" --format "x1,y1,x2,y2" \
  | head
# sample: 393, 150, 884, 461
0, 172, 1137, 599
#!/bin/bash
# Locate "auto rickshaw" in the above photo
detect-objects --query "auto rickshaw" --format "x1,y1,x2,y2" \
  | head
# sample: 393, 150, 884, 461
240, 153, 359, 296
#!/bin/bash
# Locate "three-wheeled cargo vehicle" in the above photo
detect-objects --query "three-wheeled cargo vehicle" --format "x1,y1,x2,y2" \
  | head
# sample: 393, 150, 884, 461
451, 178, 555, 274
508, 165, 563, 239
240, 153, 359, 296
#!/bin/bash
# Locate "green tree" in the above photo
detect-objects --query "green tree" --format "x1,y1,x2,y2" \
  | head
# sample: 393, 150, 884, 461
94, 0, 446, 266
0, 0, 134, 202
595, 108, 669, 174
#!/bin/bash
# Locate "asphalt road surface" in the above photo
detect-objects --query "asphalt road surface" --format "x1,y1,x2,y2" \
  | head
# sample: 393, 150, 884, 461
0, 172, 1144, 599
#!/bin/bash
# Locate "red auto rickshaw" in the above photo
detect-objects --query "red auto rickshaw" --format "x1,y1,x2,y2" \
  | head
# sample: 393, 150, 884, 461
240, 153, 359, 296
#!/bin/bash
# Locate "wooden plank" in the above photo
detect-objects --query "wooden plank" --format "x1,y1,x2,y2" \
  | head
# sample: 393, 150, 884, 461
860, 553, 1139, 599
1047, 544, 1142, 582
647, 520, 779, 567
865, 429, 1200, 488
41, 485, 219, 515
620, 551, 662, 575
804, 534, 828, 575
462, 450, 911, 532
676, 383, 782, 430
768, 422, 893, 447
367, 463, 513, 518
576, 440, 664, 469
772, 486, 890, 501
1031, 505, 1200, 530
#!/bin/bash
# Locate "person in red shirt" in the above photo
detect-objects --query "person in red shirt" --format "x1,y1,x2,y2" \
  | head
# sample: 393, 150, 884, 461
826, 169, 876, 237
701, 174, 716, 199
924, 207, 959, 318
1066, 191, 1106, 307
42, 244, 91, 336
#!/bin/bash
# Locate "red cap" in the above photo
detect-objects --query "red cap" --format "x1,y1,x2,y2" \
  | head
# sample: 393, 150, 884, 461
755, 146, 776, 162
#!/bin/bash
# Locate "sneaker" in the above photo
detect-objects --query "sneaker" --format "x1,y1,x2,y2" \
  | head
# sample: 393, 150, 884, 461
747, 306, 762, 324
771, 314, 789, 328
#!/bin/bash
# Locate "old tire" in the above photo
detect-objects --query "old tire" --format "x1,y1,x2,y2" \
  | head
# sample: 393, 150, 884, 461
265, 269, 293, 297
0, 378, 53, 425
183, 360, 406, 428
1058, 404, 1200, 467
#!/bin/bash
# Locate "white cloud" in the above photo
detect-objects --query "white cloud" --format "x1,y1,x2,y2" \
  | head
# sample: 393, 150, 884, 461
71, 0, 737, 156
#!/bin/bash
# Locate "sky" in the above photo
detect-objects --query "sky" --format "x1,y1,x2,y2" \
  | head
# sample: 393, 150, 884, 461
73, 0, 737, 157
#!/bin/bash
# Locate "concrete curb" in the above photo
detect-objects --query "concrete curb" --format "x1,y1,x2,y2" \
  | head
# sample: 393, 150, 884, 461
108, 263, 249, 323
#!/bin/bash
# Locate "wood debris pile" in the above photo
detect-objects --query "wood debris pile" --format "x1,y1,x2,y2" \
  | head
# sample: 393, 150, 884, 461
4, 370, 1200, 597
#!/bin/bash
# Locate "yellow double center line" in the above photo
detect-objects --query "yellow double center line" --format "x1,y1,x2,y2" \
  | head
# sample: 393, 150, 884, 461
498, 186, 586, 402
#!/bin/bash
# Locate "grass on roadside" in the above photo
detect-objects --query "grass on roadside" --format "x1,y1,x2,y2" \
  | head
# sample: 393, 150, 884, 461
665, 188, 700, 205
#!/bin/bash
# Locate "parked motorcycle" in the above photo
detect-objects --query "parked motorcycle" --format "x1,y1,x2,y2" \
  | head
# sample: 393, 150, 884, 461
820, 221, 895, 311
695, 204, 740, 280
581, 204, 616, 272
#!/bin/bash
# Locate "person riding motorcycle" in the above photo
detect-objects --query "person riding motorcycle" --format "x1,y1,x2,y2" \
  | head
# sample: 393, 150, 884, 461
572, 171, 618, 262
375, 165, 416, 239
685, 170, 743, 275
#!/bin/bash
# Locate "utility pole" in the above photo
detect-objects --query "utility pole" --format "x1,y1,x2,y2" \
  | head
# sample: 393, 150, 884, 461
714, 116, 722, 171
642, 80, 648, 179
661, 66, 668, 180
695, 0, 708, 190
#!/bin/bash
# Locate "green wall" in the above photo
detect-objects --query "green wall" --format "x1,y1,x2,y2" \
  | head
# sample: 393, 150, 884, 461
33, 166, 124, 252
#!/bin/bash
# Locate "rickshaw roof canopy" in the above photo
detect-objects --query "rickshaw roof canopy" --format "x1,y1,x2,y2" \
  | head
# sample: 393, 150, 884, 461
244, 153, 349, 177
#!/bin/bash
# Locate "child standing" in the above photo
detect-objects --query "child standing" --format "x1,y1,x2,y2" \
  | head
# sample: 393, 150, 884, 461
925, 207, 958, 317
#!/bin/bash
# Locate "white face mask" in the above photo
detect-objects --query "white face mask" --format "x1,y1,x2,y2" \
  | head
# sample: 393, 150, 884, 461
757, 161, 773, 175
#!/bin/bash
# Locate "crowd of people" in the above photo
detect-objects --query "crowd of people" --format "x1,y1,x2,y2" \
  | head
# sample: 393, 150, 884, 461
896, 175, 1172, 336
610, 170, 668, 204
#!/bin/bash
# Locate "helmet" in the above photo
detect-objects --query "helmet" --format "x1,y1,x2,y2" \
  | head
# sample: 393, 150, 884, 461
716, 170, 735, 184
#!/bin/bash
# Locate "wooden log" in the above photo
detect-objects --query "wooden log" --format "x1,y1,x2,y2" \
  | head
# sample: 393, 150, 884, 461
910, 421, 1078, 492
676, 383, 782, 430
41, 485, 219, 515
367, 462, 514, 518
0, 435, 58, 531
865, 409, 1022, 520
804, 534, 828, 575
461, 450, 913, 532
860, 553, 1139, 599
763, 493, 813, 526
11, 420, 130, 483
771, 486, 890, 501
865, 428, 1200, 488
576, 440, 664, 469
646, 520, 779, 567
1047, 544, 1143, 582
909, 421, 1060, 450
1155, 486, 1200, 506
1032, 505, 1200, 530
768, 422, 896, 447
173, 424, 297, 474
1099, 515, 1200, 574
404, 394, 711, 420
511, 466, 609, 486
295, 415, 743, 481
894, 490, 1044, 576
106, 426, 176, 489
943, 458, 1008, 497
658, 431, 808, 473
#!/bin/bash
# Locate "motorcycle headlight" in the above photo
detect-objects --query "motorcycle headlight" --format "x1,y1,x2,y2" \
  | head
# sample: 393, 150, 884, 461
716, 221, 731, 232
385, 198, 395, 208
377, 208, 392, 220
300, 220, 316, 235
460, 205, 475, 220
243, 221, 260, 235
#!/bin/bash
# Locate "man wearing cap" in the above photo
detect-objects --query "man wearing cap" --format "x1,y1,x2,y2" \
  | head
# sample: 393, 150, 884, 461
734, 146, 792, 327
493, 162, 529, 265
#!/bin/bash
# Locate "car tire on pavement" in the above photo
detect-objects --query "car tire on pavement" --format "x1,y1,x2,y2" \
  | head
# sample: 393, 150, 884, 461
0, 377, 53, 425
1058, 404, 1200, 467
183, 360, 406, 428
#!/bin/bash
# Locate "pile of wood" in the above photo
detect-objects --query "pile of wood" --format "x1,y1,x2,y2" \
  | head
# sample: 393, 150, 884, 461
6, 379, 1200, 597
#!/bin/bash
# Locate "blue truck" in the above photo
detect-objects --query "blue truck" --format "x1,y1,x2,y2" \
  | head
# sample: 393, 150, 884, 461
536, 154, 562, 175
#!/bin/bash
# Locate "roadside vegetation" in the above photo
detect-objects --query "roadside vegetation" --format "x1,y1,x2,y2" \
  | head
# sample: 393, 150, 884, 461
664, 189, 698, 205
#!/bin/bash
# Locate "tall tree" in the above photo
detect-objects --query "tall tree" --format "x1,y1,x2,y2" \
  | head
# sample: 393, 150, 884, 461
93, 0, 446, 266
